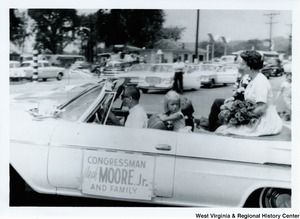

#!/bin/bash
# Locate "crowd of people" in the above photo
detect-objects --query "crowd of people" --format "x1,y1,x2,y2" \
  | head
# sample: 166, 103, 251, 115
107, 50, 291, 137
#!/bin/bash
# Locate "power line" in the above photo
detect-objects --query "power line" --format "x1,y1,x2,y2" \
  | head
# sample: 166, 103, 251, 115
264, 13, 279, 51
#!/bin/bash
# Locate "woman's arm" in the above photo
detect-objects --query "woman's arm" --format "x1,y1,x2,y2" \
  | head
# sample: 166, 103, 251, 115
253, 102, 267, 117
159, 112, 183, 122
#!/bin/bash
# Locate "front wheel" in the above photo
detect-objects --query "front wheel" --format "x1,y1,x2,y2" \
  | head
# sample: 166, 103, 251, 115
206, 79, 214, 88
259, 188, 291, 208
57, 73, 63, 80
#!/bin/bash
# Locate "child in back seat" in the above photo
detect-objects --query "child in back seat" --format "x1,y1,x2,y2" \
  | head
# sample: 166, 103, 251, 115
158, 91, 186, 132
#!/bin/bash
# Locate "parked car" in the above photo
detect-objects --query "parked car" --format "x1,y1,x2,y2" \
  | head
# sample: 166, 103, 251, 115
137, 64, 201, 93
116, 63, 155, 85
91, 61, 107, 77
10, 78, 291, 207
194, 64, 239, 88
12, 60, 65, 81
10, 60, 21, 68
9, 61, 21, 81
219, 55, 237, 64
102, 60, 133, 78
70, 60, 91, 70
261, 58, 284, 78
283, 61, 292, 74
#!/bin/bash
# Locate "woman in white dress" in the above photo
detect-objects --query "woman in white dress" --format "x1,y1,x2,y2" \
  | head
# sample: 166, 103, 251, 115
215, 50, 282, 136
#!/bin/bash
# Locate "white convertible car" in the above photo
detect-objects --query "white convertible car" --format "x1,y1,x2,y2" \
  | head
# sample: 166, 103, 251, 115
10, 79, 291, 207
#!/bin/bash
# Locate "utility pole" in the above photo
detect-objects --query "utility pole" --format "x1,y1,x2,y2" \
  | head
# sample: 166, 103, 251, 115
264, 13, 279, 51
286, 23, 292, 56
89, 15, 93, 63
195, 9, 200, 63
206, 45, 210, 61
208, 33, 215, 61
221, 36, 227, 55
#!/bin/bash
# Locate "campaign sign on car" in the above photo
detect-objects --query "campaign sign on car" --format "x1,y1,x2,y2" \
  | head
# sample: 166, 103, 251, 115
82, 150, 155, 200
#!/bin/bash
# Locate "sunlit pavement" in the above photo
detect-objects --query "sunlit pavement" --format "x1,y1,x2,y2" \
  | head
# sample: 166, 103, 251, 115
9, 69, 98, 94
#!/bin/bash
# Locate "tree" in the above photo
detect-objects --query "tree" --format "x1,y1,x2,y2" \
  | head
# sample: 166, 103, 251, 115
97, 9, 165, 48
236, 39, 267, 51
28, 9, 80, 54
160, 26, 186, 41
77, 13, 99, 62
10, 9, 24, 42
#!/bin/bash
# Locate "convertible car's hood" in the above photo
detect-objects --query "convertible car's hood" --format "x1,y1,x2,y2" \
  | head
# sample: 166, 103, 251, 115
10, 108, 58, 145
10, 83, 97, 144
10, 83, 95, 110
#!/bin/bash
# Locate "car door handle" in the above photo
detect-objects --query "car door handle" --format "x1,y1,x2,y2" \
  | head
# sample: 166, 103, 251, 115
155, 144, 172, 151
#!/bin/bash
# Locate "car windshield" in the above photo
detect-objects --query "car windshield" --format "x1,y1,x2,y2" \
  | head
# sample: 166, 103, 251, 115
10, 63, 20, 68
187, 65, 200, 73
221, 56, 236, 62
222, 65, 238, 71
152, 65, 173, 73
21, 63, 32, 67
200, 65, 217, 71
265, 59, 278, 65
129, 64, 153, 72
57, 86, 103, 122
106, 62, 121, 67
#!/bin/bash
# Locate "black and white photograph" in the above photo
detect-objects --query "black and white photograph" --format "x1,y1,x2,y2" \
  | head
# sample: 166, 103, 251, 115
1, 0, 300, 218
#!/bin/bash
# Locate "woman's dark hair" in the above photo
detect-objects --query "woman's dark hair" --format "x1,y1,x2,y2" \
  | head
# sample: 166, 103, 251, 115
240, 50, 264, 70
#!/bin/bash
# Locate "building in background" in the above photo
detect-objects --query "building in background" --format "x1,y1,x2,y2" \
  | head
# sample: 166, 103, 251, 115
139, 39, 206, 63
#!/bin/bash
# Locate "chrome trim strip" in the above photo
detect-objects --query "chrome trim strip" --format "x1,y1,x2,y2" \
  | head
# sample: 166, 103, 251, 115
10, 139, 49, 147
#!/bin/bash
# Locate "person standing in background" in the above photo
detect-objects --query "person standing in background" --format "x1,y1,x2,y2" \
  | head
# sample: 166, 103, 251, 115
172, 57, 185, 94
277, 72, 292, 121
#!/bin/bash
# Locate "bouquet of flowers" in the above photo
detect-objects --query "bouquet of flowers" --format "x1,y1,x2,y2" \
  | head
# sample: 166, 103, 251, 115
232, 74, 252, 101
218, 99, 259, 127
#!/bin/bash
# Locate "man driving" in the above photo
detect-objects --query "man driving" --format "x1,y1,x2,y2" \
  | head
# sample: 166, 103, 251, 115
108, 85, 148, 128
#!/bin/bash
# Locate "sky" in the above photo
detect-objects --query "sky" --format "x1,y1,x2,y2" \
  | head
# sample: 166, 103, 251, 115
78, 9, 292, 43
164, 10, 292, 42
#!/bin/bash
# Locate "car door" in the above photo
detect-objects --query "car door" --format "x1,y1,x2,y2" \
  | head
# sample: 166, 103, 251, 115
216, 67, 238, 84
48, 123, 177, 202
183, 66, 201, 90
43, 62, 55, 78
173, 132, 291, 207
37, 62, 45, 78
47, 89, 177, 203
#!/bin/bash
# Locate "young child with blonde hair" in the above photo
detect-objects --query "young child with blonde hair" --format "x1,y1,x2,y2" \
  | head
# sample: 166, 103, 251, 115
158, 90, 186, 131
